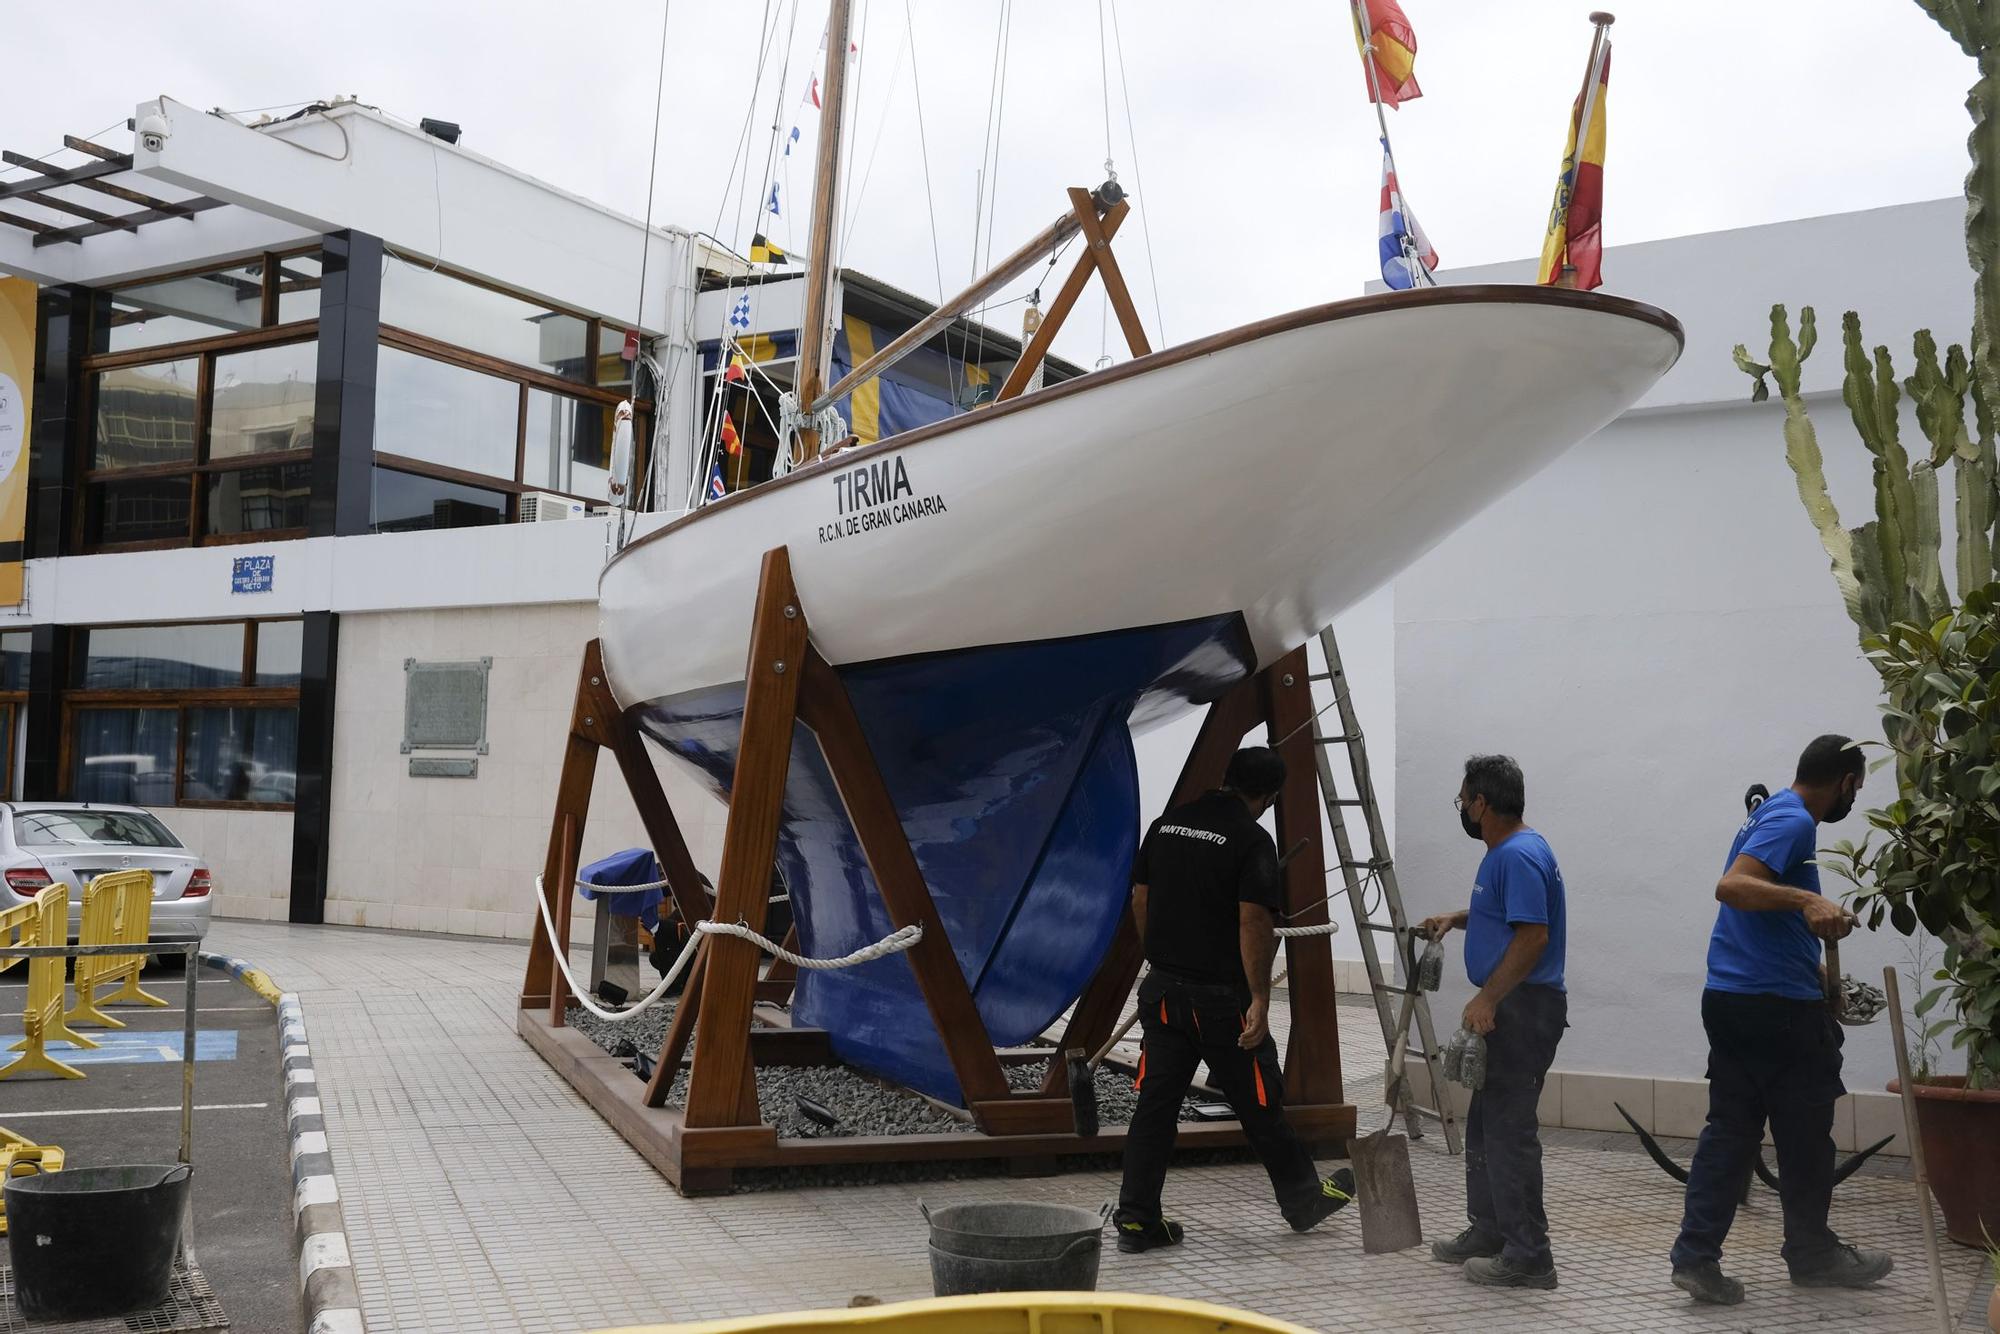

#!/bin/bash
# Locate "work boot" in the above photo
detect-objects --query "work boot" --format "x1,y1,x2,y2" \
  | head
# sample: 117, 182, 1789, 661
1789, 1245, 1894, 1288
1671, 1260, 1745, 1305
1284, 1169, 1357, 1233
1431, 1226, 1504, 1263
1114, 1216, 1185, 1254
1464, 1255, 1558, 1289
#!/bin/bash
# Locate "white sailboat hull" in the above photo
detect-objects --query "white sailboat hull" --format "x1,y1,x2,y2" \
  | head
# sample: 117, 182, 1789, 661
601, 286, 1682, 708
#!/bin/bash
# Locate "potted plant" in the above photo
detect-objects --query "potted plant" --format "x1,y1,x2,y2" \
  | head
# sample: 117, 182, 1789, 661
1733, 0, 2000, 1249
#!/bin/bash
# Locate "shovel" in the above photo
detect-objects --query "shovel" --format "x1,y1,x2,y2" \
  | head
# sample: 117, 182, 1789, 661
1351, 975, 1424, 1253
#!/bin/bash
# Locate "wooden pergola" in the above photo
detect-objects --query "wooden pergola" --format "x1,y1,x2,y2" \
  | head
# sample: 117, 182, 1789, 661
0, 133, 230, 248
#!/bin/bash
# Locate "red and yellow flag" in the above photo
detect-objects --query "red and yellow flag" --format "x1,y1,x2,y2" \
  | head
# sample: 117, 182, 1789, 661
1353, 0, 1421, 109
721, 410, 741, 456
1539, 42, 1611, 290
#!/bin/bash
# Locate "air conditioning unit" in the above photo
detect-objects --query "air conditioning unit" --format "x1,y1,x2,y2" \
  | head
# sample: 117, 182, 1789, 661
519, 492, 585, 523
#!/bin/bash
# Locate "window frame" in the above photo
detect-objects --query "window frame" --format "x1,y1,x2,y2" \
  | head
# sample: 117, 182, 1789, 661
80, 324, 320, 554
60, 618, 303, 812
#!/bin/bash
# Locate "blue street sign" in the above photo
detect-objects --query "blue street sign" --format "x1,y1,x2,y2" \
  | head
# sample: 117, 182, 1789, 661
5, 1032, 239, 1065
231, 555, 274, 594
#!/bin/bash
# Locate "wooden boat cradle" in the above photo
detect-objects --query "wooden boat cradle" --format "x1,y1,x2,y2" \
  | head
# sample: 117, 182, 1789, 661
518, 546, 1357, 1193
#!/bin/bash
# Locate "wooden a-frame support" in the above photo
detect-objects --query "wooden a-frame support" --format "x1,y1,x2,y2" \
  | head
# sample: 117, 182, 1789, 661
520, 546, 1352, 1190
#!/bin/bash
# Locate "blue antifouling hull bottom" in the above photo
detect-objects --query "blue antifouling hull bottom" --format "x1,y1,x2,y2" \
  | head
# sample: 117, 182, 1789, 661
634, 615, 1252, 1104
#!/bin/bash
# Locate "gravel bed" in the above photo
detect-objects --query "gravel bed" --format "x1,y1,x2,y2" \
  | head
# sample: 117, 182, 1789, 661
565, 1006, 1208, 1134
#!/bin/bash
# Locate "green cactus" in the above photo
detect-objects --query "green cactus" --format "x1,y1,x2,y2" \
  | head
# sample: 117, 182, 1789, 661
1747, 1, 2000, 1085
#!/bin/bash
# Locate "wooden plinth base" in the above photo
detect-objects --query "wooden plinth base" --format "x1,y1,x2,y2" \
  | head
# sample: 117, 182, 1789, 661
519, 1006, 1355, 1195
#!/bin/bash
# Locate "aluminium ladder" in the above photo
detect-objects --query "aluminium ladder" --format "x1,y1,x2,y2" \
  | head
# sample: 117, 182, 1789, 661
1308, 624, 1461, 1153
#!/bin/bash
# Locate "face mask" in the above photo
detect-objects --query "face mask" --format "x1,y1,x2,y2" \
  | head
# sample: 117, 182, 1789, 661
1459, 804, 1483, 840
1827, 784, 1857, 823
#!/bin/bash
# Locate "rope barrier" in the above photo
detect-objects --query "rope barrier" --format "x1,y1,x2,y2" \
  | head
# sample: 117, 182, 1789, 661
1273, 921, 1342, 938
530, 876, 920, 1023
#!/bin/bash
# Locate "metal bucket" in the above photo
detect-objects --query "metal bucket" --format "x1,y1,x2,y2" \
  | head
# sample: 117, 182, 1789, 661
5, 1164, 191, 1320
921, 1201, 1105, 1296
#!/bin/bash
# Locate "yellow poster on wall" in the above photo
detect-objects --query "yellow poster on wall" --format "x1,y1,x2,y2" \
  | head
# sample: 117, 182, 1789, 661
0, 277, 33, 606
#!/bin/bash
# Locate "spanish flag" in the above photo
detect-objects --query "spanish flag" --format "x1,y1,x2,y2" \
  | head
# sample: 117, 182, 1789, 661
721, 410, 741, 457
1538, 42, 1611, 290
1352, 0, 1421, 109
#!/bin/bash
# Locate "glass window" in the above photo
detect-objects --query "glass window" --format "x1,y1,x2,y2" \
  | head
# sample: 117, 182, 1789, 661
0, 631, 28, 692
208, 341, 317, 459
253, 621, 303, 687
77, 624, 245, 690
69, 708, 179, 806
523, 390, 611, 497
92, 359, 199, 469
14, 808, 180, 848
87, 476, 193, 546
598, 330, 637, 391
208, 462, 312, 535
379, 257, 590, 380
274, 253, 322, 325
101, 263, 266, 353
182, 707, 297, 804
375, 346, 520, 479
370, 467, 507, 533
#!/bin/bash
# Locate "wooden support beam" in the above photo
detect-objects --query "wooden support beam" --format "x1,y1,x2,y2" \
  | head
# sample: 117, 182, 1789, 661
799, 649, 1012, 1107
62, 135, 123, 162
1260, 648, 1343, 1104
1068, 187, 1151, 359
0, 153, 128, 201
684, 549, 810, 1128
645, 940, 706, 1106
2, 150, 198, 217
0, 210, 56, 237
1039, 673, 1263, 1093
757, 925, 801, 1004
996, 201, 1129, 403
33, 197, 227, 247
550, 816, 578, 1027
13, 191, 136, 232
521, 647, 615, 1008
813, 189, 1119, 416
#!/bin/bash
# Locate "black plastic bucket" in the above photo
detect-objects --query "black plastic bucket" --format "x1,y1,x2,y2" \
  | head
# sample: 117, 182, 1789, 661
922, 1201, 1105, 1296
5, 1164, 192, 1320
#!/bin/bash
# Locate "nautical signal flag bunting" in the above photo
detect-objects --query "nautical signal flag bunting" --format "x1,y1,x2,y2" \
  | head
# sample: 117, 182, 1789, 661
721, 410, 741, 457
1539, 30, 1611, 290
1353, 0, 1421, 108
1378, 142, 1438, 290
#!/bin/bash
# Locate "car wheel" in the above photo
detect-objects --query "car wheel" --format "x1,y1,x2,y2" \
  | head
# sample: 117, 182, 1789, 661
152, 951, 187, 973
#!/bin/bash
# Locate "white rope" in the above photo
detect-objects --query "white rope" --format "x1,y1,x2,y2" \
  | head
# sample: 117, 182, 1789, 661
532, 875, 699, 1022
1273, 921, 1342, 938
696, 919, 921, 970
531, 876, 919, 1022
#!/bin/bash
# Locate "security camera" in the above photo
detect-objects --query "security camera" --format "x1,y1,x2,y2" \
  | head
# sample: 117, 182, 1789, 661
137, 112, 169, 154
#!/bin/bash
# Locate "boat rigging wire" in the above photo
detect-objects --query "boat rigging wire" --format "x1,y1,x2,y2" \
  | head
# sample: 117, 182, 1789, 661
1107, 0, 1166, 346
621, 0, 674, 550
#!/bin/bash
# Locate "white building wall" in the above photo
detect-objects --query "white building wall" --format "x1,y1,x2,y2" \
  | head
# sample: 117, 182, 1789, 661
148, 805, 294, 924
324, 602, 728, 940
1392, 198, 1968, 1143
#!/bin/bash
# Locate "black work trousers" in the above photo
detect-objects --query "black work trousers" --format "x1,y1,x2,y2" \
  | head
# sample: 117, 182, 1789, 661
1116, 972, 1320, 1224
1463, 982, 1567, 1270
1671, 989, 1845, 1272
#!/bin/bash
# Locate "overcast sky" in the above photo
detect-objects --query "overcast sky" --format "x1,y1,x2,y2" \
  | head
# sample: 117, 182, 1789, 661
5, 0, 1981, 368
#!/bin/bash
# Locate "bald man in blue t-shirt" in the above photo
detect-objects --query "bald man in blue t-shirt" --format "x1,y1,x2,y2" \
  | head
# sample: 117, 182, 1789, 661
1667, 734, 1894, 1307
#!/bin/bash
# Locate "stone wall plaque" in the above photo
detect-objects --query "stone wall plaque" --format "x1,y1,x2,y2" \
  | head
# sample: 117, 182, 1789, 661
409, 757, 478, 779
402, 657, 491, 754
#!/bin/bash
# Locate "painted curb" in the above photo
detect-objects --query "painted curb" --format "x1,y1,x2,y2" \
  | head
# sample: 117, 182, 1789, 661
201, 952, 367, 1334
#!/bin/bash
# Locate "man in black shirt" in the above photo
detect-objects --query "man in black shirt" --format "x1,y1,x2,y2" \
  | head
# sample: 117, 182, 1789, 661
1113, 746, 1354, 1253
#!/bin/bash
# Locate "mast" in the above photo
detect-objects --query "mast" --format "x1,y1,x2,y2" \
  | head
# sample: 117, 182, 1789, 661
795, 0, 856, 462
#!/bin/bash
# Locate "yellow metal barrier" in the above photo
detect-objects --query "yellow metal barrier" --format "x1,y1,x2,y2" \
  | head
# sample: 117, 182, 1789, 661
0, 1124, 64, 1235
0, 886, 98, 1080
66, 870, 167, 1029
597, 1293, 1317, 1334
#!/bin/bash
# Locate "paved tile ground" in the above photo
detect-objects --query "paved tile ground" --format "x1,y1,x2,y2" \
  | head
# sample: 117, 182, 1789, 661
208, 920, 1995, 1334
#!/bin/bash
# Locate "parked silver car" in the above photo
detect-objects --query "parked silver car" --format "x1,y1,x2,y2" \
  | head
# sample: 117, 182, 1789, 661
0, 804, 212, 957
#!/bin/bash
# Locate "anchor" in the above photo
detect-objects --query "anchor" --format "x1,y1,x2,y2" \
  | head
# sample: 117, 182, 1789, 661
1613, 1102, 1894, 1197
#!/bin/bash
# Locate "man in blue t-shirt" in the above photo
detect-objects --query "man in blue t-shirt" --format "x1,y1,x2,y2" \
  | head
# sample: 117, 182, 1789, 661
1418, 754, 1568, 1290
1668, 735, 1893, 1306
